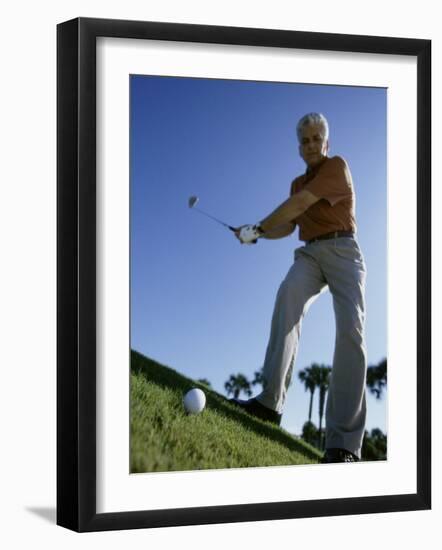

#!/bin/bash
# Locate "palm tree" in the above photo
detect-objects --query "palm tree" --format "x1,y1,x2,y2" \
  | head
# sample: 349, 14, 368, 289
311, 364, 332, 450
366, 358, 387, 399
252, 368, 264, 389
224, 373, 252, 400
298, 366, 317, 423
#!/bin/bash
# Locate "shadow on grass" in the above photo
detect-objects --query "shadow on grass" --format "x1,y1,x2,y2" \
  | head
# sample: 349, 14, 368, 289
131, 350, 321, 462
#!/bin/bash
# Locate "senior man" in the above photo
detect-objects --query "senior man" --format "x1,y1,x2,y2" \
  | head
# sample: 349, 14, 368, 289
234, 112, 367, 463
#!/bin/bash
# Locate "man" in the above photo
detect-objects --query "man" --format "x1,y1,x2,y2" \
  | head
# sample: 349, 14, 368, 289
233, 112, 367, 464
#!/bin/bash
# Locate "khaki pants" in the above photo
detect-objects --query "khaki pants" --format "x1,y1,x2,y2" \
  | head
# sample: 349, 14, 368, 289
256, 237, 367, 458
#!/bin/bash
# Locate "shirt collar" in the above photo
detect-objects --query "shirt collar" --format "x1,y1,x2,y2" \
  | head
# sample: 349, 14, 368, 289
305, 156, 328, 177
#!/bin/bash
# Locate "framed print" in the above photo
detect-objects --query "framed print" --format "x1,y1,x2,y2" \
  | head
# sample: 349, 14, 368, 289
57, 17, 431, 532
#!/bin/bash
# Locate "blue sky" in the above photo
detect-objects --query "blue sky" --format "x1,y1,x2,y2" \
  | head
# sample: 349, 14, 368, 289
130, 75, 387, 436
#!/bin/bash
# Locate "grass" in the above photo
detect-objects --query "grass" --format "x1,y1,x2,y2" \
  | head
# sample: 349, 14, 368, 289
130, 349, 322, 473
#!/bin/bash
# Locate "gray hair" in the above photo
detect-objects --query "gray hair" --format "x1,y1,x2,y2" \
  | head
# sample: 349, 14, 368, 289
296, 112, 329, 142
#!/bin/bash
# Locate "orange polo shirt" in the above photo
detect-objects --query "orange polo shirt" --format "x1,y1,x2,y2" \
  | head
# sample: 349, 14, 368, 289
291, 155, 357, 242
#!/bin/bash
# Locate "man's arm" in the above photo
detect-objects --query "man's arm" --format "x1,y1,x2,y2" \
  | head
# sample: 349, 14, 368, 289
259, 189, 320, 233
261, 222, 296, 240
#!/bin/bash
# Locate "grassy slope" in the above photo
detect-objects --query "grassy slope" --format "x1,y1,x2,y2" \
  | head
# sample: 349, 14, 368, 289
131, 350, 322, 473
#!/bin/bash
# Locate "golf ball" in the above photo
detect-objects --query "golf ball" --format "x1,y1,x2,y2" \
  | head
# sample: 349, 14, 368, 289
183, 388, 206, 414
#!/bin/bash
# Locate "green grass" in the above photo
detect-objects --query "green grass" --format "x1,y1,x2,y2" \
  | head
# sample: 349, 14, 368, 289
130, 349, 322, 473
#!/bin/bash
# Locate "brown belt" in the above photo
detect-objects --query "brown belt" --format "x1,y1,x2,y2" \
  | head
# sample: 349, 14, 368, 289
307, 230, 354, 244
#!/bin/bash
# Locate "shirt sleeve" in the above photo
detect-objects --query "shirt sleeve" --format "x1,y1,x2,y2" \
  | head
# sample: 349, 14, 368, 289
288, 178, 302, 226
304, 156, 353, 206
290, 177, 300, 196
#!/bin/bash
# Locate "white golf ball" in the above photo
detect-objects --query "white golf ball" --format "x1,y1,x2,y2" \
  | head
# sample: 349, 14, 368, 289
183, 388, 206, 414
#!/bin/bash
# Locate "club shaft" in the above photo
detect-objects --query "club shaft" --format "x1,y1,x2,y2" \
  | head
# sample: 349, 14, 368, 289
193, 207, 236, 231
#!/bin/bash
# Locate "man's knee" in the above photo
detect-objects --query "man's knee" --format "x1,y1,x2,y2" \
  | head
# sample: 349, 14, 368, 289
336, 311, 365, 339
278, 277, 308, 309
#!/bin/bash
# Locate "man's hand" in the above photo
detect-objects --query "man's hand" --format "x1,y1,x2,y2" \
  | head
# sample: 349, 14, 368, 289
234, 224, 263, 245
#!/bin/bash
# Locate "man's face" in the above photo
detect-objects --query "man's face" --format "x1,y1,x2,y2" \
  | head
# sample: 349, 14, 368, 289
298, 123, 329, 168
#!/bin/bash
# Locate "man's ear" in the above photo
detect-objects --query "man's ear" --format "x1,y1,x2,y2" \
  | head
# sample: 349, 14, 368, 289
325, 139, 330, 154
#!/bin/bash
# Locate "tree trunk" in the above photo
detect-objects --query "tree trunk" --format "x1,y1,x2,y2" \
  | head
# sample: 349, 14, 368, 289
319, 389, 325, 450
308, 391, 314, 423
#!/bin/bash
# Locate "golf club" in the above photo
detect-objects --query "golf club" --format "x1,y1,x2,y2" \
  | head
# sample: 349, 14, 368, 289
188, 196, 237, 232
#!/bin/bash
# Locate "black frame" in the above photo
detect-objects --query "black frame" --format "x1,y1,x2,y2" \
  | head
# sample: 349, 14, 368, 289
57, 17, 431, 532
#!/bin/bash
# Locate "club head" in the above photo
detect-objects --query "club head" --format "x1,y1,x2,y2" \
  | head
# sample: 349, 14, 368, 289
188, 196, 199, 209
